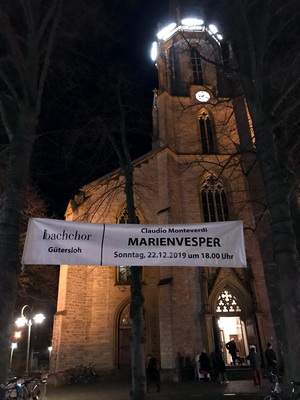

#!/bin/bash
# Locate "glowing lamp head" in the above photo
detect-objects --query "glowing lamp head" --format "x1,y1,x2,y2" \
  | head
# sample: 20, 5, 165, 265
157, 22, 176, 40
151, 41, 158, 61
33, 313, 45, 324
181, 18, 204, 26
11, 343, 18, 350
15, 316, 27, 327
14, 331, 22, 339
209, 24, 218, 34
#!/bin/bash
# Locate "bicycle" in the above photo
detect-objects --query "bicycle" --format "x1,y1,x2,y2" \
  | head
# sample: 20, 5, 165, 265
4, 374, 47, 400
64, 364, 84, 385
80, 363, 99, 384
264, 373, 283, 400
290, 380, 300, 400
23, 374, 47, 400
3, 377, 24, 400
64, 363, 99, 385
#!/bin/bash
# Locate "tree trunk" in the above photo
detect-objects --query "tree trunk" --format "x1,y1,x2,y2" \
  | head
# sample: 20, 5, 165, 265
0, 109, 37, 390
122, 163, 146, 400
254, 122, 300, 382
130, 265, 146, 399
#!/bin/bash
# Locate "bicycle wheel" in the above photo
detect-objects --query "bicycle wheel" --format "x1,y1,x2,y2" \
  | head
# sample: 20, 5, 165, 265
31, 386, 41, 400
32, 383, 47, 400
37, 384, 47, 400
264, 395, 283, 400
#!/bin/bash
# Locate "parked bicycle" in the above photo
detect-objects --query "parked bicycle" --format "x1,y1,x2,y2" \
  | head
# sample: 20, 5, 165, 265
64, 364, 84, 385
23, 374, 48, 400
4, 376, 23, 400
264, 373, 300, 400
290, 380, 300, 400
264, 373, 283, 400
4, 373, 47, 400
64, 362, 99, 385
80, 362, 99, 384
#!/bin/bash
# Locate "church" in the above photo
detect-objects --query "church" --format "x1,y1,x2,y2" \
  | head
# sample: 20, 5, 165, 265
50, 5, 276, 380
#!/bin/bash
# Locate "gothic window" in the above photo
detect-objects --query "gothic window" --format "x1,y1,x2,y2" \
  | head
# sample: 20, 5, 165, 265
216, 289, 241, 313
169, 46, 176, 81
201, 176, 229, 222
117, 265, 131, 285
191, 48, 203, 84
221, 42, 230, 68
118, 303, 132, 366
199, 111, 215, 154
119, 303, 132, 327
116, 209, 140, 285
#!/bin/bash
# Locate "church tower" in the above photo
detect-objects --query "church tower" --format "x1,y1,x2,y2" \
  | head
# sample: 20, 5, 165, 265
50, 8, 276, 381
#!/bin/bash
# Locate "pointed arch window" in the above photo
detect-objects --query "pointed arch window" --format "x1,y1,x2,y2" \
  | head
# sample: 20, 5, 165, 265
199, 111, 215, 154
119, 303, 132, 327
216, 289, 241, 313
201, 176, 229, 222
191, 48, 203, 84
116, 208, 140, 285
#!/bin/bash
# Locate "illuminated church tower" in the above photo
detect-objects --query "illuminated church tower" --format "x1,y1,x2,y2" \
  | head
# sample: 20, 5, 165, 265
50, 7, 276, 380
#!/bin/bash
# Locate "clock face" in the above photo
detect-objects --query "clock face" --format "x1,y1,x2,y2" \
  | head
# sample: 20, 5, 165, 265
195, 90, 210, 102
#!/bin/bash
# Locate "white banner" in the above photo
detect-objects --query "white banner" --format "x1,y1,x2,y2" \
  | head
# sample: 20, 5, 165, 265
22, 218, 246, 268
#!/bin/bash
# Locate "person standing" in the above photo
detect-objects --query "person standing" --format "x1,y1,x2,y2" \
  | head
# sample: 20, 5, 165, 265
214, 348, 229, 384
246, 346, 262, 387
146, 355, 160, 393
265, 343, 277, 376
199, 349, 211, 381
226, 338, 239, 365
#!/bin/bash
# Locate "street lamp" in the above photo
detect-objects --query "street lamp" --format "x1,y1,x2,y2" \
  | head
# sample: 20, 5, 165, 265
14, 331, 22, 340
15, 305, 45, 373
9, 343, 17, 370
48, 346, 52, 365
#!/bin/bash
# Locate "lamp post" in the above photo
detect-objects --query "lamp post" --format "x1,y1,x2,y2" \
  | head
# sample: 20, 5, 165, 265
48, 346, 52, 368
48, 346, 52, 359
15, 305, 45, 373
9, 343, 17, 370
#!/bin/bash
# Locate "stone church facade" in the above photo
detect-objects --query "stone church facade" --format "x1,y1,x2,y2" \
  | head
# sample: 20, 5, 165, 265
50, 12, 276, 380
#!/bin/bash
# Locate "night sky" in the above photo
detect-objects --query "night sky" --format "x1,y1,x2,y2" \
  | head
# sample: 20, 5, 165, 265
32, 0, 220, 217
32, 0, 171, 217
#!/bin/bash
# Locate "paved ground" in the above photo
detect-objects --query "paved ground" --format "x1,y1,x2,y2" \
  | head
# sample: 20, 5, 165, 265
45, 379, 270, 400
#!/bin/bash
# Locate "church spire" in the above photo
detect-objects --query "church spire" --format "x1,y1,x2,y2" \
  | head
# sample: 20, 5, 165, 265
169, 0, 204, 21
168, 0, 180, 20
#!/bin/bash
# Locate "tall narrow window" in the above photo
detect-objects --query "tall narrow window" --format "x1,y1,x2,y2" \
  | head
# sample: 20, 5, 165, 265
117, 265, 131, 284
199, 111, 215, 154
191, 49, 203, 84
116, 208, 140, 285
201, 176, 229, 222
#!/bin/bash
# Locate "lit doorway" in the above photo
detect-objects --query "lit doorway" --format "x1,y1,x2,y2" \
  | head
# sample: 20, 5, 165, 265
214, 289, 249, 365
218, 316, 249, 365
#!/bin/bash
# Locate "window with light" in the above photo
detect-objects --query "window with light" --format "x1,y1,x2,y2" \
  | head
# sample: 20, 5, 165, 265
216, 289, 241, 313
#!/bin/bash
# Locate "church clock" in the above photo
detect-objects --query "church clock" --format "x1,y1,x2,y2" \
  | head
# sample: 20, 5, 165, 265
195, 90, 210, 102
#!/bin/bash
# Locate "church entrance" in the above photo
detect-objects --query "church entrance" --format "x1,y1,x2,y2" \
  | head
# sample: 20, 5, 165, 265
214, 289, 249, 365
118, 302, 131, 366
218, 316, 249, 365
